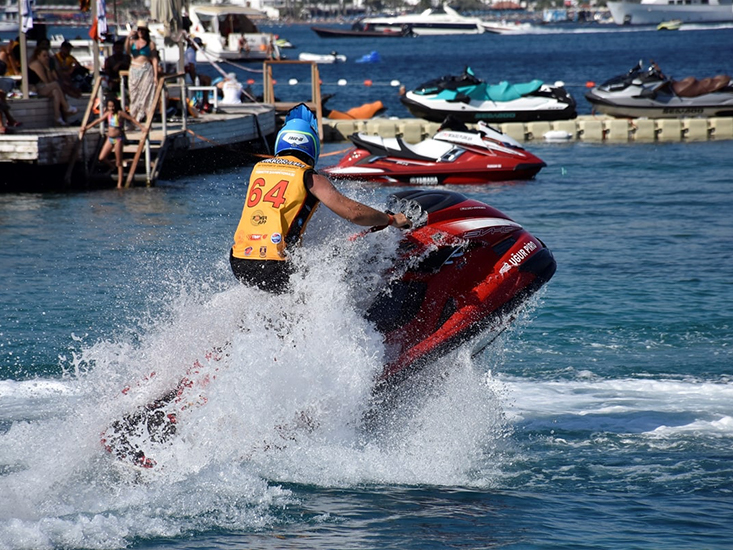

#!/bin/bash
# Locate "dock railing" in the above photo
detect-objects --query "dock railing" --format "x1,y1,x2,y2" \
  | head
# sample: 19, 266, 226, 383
263, 60, 323, 140
122, 72, 188, 187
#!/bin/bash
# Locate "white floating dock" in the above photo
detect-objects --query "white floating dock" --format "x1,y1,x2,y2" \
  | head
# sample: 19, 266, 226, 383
323, 115, 733, 144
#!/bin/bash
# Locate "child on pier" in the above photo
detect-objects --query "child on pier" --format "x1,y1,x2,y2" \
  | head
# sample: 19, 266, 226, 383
83, 98, 143, 188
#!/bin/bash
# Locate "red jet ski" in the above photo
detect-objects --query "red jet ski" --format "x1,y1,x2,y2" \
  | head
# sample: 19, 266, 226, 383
101, 190, 555, 469
369, 189, 556, 384
323, 117, 546, 185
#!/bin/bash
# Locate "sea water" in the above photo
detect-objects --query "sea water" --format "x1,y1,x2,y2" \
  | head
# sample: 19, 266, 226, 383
1, 23, 733, 550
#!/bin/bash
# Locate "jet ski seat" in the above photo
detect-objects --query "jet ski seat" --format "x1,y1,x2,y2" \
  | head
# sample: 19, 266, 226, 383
349, 133, 454, 162
672, 75, 732, 97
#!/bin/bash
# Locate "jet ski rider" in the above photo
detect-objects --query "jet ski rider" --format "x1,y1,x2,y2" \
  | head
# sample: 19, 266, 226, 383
231, 103, 411, 293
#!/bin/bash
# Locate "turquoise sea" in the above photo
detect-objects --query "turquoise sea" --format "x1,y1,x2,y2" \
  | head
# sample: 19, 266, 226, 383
1, 22, 733, 550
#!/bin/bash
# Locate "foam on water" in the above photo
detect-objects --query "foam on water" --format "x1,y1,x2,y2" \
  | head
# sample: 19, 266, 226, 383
0, 229, 512, 549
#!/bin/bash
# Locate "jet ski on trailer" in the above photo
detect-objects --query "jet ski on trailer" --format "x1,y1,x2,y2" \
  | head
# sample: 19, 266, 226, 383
401, 66, 577, 123
101, 190, 556, 469
323, 117, 546, 185
585, 60, 733, 119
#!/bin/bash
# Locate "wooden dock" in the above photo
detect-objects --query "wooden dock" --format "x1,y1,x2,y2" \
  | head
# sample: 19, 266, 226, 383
0, 94, 276, 191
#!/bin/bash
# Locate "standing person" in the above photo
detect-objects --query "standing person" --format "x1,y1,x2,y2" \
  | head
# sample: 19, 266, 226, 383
28, 46, 77, 126
82, 97, 143, 188
230, 104, 411, 294
125, 21, 159, 122
103, 39, 131, 95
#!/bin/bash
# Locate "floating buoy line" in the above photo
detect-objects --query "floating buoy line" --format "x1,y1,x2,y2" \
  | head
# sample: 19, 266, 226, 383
236, 78, 404, 88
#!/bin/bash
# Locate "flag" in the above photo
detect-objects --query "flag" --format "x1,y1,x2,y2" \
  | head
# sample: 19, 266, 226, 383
20, 0, 33, 34
89, 0, 108, 42
97, 0, 108, 36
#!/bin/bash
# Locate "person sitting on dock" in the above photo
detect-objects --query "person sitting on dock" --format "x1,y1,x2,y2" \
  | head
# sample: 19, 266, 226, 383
230, 103, 410, 294
0, 89, 22, 134
28, 46, 78, 126
103, 39, 131, 95
82, 97, 143, 189
53, 41, 86, 98
184, 36, 212, 112
0, 39, 21, 77
219, 72, 243, 105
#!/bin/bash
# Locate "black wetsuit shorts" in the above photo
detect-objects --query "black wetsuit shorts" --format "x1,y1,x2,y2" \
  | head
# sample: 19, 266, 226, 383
229, 249, 293, 295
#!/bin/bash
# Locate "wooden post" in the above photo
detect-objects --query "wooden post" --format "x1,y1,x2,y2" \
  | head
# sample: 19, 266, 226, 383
19, 31, 29, 99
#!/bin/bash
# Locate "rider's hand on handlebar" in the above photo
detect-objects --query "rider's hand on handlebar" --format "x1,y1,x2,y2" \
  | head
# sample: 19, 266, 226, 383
390, 213, 412, 229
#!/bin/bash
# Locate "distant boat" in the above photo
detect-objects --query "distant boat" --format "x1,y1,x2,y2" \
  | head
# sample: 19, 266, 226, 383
657, 19, 683, 30
607, 0, 733, 25
0, 0, 18, 32
156, 5, 280, 63
311, 23, 411, 38
358, 5, 485, 36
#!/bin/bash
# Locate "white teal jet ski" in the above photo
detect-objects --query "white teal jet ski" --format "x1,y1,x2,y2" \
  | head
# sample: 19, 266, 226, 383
400, 67, 577, 123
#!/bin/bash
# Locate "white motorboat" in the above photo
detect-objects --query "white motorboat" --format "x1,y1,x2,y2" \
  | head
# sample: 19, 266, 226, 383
156, 4, 279, 63
607, 0, 733, 25
359, 4, 485, 36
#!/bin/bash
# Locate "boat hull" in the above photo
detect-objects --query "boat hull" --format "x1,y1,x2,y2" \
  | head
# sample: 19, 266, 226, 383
366, 23, 484, 35
607, 1, 733, 25
311, 26, 408, 38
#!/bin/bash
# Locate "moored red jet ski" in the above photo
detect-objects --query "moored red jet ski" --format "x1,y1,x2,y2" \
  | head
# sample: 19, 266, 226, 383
585, 60, 733, 118
101, 190, 555, 469
323, 117, 546, 185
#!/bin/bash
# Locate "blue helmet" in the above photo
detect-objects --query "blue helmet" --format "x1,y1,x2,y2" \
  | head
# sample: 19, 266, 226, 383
274, 104, 320, 165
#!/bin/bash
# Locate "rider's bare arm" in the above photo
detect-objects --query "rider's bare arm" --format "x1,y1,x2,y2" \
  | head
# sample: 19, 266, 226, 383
307, 172, 411, 228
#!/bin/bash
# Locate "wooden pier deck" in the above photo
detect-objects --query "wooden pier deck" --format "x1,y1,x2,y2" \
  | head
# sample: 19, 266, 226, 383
0, 95, 276, 191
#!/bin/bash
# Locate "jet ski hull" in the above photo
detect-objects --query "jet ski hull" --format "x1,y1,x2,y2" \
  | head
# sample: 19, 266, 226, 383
585, 89, 733, 119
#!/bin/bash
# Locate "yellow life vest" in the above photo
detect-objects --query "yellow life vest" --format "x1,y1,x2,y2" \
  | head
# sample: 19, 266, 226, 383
232, 156, 320, 261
